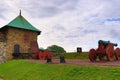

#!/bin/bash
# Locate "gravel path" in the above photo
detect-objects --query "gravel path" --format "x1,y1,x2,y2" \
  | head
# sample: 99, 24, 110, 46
0, 78, 3, 80
26, 59, 120, 66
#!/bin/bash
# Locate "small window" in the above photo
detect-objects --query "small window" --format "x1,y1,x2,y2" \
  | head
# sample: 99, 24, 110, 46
24, 31, 29, 41
24, 34, 29, 40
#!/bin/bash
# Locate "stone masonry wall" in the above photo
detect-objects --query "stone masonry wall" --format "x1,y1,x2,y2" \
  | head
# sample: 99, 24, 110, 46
6, 27, 38, 60
0, 42, 6, 56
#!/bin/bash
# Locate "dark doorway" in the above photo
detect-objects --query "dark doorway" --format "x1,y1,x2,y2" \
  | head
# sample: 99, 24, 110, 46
14, 44, 20, 54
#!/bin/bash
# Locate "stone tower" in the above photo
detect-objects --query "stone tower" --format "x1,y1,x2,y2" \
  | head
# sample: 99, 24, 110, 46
0, 12, 41, 60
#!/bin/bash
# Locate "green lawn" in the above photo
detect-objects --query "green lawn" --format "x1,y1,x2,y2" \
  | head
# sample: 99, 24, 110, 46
0, 60, 120, 80
62, 52, 89, 60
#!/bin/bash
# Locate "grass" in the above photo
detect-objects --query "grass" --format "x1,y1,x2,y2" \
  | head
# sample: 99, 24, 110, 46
61, 52, 89, 60
0, 60, 120, 80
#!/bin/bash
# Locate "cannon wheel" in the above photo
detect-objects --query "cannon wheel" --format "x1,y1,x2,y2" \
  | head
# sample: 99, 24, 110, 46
89, 49, 97, 62
106, 47, 114, 61
115, 48, 120, 60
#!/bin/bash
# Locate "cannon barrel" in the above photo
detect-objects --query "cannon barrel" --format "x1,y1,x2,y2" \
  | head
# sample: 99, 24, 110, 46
98, 40, 118, 46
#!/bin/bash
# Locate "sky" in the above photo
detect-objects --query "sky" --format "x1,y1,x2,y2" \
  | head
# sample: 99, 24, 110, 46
0, 0, 120, 52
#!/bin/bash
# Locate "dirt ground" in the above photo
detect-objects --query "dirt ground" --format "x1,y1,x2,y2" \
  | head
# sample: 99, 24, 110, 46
27, 59, 120, 66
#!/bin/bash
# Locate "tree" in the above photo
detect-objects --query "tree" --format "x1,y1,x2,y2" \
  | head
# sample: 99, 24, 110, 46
47, 45, 66, 54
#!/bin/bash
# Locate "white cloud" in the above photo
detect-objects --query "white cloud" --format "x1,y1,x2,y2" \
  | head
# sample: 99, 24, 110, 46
0, 0, 120, 52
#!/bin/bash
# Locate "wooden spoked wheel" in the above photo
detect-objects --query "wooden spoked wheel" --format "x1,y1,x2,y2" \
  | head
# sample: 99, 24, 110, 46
115, 48, 120, 60
106, 44, 114, 61
89, 49, 97, 62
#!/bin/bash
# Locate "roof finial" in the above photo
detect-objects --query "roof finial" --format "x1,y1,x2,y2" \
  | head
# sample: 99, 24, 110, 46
19, 10, 21, 16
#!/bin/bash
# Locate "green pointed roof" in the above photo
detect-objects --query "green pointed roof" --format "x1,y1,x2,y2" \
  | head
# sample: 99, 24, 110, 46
6, 14, 41, 34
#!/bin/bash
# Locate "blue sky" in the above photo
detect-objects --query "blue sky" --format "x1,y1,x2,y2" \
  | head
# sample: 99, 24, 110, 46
0, 0, 120, 52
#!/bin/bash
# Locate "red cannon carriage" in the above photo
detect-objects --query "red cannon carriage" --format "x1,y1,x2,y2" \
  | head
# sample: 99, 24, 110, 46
34, 49, 54, 60
89, 40, 120, 61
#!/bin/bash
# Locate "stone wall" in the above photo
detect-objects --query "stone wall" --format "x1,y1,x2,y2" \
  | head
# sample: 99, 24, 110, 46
0, 42, 6, 56
6, 27, 39, 60
0, 42, 7, 63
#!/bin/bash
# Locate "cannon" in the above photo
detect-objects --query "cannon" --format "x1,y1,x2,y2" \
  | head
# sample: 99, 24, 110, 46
34, 49, 54, 60
89, 40, 120, 61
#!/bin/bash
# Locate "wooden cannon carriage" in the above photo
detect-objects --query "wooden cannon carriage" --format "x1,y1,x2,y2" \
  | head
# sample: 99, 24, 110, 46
34, 49, 54, 60
89, 40, 120, 61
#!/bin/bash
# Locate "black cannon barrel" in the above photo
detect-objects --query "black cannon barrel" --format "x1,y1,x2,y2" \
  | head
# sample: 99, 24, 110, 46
98, 40, 118, 46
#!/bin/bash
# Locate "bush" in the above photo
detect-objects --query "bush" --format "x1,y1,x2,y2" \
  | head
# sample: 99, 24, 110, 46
47, 45, 66, 54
